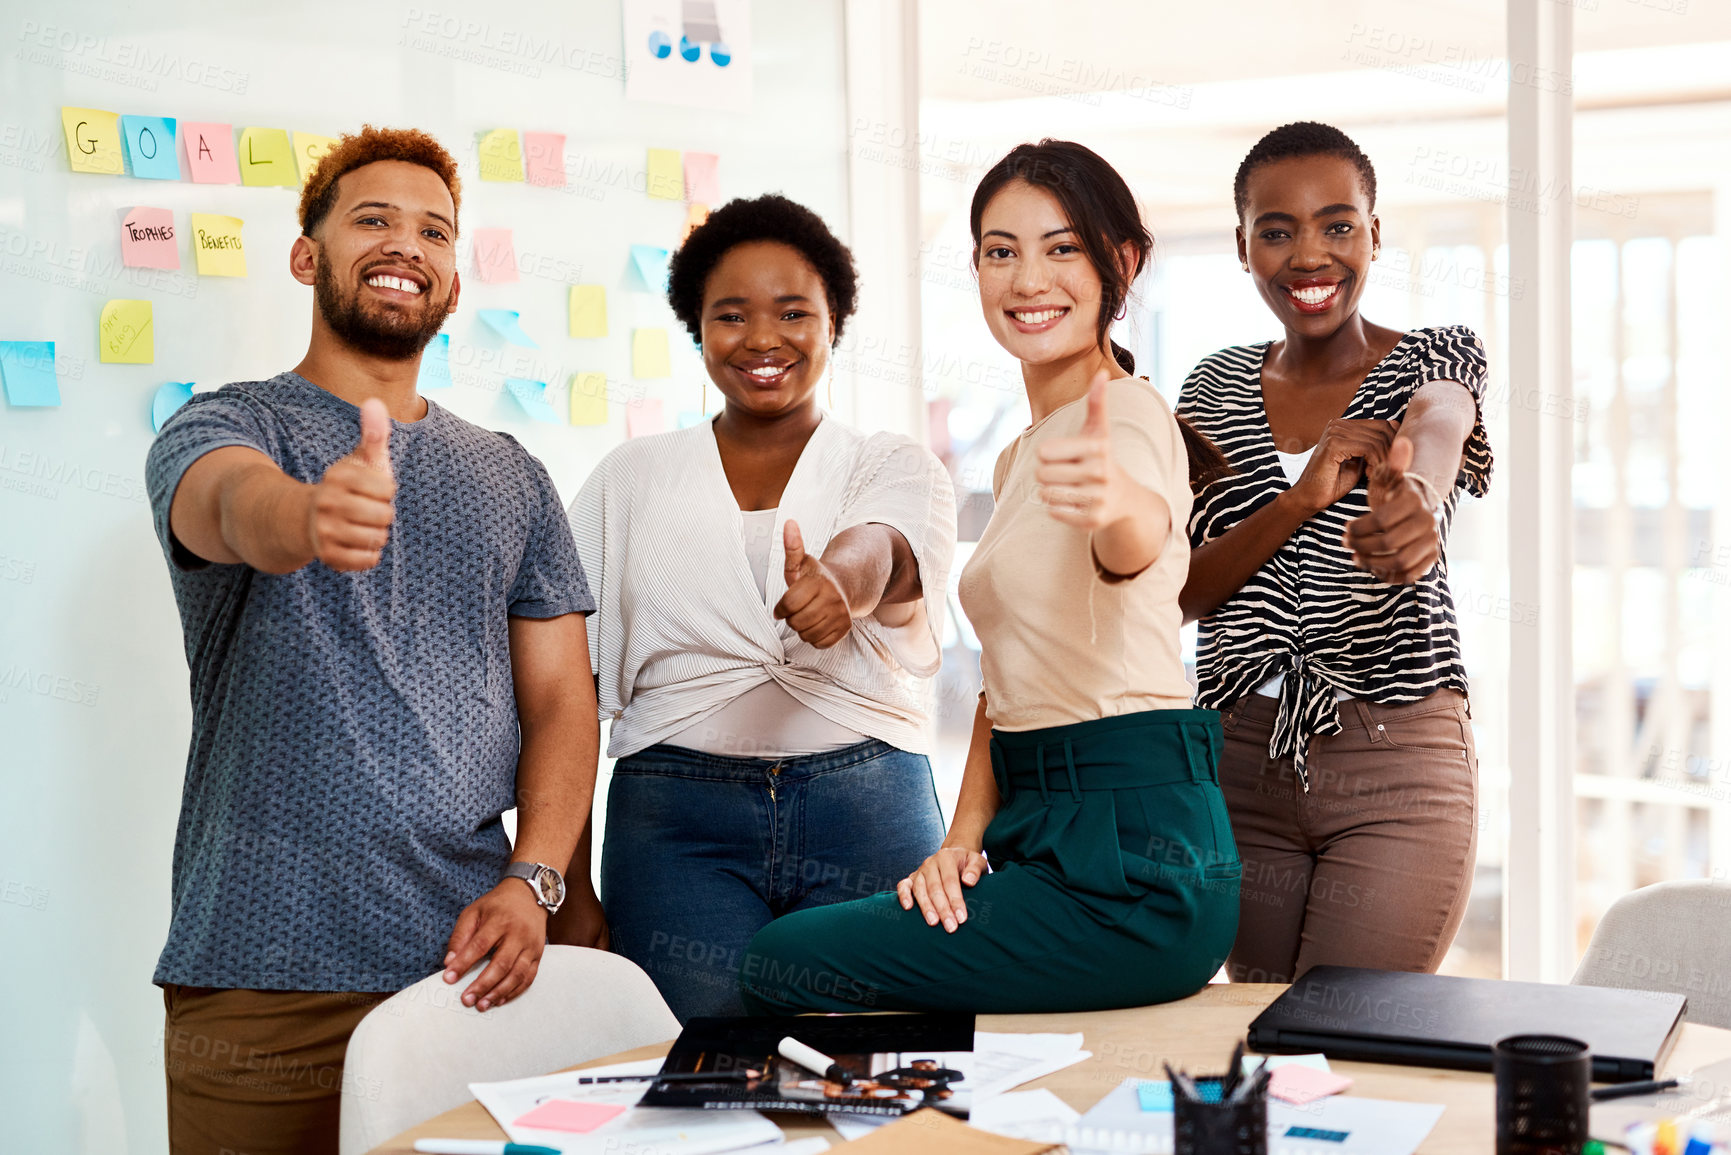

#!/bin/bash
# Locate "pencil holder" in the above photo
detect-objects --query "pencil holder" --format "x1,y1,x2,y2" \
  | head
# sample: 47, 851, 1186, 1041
1169, 1069, 1268, 1155
1493, 1034, 1590, 1155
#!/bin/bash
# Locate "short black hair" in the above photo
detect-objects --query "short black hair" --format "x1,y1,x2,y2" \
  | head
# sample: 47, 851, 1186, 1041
666, 194, 858, 347
1234, 121, 1377, 220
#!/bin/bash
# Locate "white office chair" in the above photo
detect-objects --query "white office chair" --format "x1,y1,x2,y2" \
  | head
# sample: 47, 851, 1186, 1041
337, 946, 680, 1155
1571, 879, 1731, 1030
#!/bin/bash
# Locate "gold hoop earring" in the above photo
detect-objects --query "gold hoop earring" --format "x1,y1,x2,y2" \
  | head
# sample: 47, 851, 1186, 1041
827, 378, 833, 410
701, 379, 707, 412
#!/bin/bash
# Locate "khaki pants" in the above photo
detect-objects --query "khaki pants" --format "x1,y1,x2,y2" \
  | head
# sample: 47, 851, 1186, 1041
162, 985, 392, 1155
1218, 689, 1477, 984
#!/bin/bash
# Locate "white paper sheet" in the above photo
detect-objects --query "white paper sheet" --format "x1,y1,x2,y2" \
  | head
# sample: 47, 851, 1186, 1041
470, 1059, 783, 1155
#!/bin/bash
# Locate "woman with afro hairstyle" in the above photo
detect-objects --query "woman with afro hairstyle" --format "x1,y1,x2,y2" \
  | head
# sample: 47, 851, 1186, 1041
558, 194, 956, 1021
1177, 122, 1493, 983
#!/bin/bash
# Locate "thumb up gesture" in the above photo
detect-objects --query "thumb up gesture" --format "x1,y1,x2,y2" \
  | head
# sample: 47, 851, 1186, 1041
307, 398, 397, 572
772, 519, 853, 649
1035, 370, 1128, 529
1343, 436, 1441, 586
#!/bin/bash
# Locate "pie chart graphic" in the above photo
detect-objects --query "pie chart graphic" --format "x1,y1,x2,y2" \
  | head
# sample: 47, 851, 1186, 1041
679, 34, 701, 62
648, 30, 672, 59
709, 41, 731, 66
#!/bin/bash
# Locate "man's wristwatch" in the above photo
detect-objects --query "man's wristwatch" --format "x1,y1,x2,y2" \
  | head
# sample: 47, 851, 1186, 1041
503, 861, 566, 914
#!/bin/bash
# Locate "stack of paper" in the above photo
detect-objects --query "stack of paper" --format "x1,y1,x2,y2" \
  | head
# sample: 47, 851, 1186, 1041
471, 1059, 783, 1154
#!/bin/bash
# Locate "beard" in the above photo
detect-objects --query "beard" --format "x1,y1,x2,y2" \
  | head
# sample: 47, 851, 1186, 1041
314, 249, 452, 360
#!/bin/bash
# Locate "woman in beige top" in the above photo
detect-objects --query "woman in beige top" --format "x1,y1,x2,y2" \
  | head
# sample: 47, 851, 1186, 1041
740, 140, 1240, 1014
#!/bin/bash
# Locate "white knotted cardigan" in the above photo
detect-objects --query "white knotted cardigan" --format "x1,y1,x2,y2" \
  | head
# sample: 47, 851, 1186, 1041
569, 414, 957, 759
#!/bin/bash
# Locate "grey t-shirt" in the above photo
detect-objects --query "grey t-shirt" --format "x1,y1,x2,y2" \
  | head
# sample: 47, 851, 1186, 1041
145, 371, 594, 992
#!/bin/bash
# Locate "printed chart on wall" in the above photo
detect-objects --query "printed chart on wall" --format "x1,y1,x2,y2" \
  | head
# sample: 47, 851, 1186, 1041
624, 0, 752, 112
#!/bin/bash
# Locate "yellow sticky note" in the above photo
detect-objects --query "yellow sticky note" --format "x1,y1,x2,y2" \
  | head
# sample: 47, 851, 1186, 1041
646, 148, 683, 200
293, 131, 338, 185
479, 129, 524, 182
99, 299, 154, 364
61, 107, 124, 174
569, 285, 608, 338
190, 214, 247, 277
632, 328, 671, 378
570, 372, 608, 426
239, 127, 297, 187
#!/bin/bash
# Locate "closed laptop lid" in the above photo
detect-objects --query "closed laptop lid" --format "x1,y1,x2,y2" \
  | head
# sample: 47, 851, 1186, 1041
1248, 966, 1685, 1080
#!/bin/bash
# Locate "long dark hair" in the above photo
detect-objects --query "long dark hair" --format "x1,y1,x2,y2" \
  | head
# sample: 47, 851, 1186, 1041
969, 140, 1232, 491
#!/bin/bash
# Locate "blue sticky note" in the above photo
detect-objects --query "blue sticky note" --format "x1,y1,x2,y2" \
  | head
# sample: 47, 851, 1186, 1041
478, 309, 537, 348
676, 410, 708, 429
628, 244, 670, 294
506, 378, 560, 424
151, 381, 194, 432
1136, 1081, 1173, 1112
0, 341, 60, 407
418, 333, 451, 390
121, 116, 181, 180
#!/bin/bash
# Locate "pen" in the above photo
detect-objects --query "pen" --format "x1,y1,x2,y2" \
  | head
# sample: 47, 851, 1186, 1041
575, 1069, 762, 1084
412, 1141, 562, 1155
1590, 1077, 1685, 1102
778, 1036, 856, 1086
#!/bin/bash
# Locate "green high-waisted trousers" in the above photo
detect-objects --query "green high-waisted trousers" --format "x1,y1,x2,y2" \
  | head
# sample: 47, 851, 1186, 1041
738, 709, 1241, 1014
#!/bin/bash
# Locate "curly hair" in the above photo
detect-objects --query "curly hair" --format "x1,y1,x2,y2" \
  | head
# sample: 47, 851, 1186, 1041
1234, 121, 1377, 220
298, 125, 462, 237
666, 194, 857, 347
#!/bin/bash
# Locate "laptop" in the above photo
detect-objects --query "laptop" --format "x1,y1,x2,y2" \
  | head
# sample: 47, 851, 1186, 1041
1246, 966, 1686, 1082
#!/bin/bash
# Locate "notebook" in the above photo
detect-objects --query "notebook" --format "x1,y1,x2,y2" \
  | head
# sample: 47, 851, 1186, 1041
1247, 966, 1686, 1082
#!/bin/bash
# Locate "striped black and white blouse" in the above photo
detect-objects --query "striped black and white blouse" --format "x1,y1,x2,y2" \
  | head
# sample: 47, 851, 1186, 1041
1176, 325, 1493, 786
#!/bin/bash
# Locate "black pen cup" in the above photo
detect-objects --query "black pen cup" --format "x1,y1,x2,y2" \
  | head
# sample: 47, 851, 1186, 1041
1493, 1034, 1591, 1155
1173, 1076, 1267, 1155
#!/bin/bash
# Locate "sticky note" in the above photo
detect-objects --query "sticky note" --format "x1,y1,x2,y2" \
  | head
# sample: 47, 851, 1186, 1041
569, 372, 608, 425
478, 129, 524, 182
61, 107, 124, 174
120, 116, 180, 180
632, 328, 671, 378
151, 381, 194, 432
1136, 1081, 1172, 1113
99, 300, 154, 364
1268, 1066, 1353, 1106
626, 398, 666, 438
568, 285, 607, 338
506, 378, 561, 424
646, 148, 683, 200
293, 131, 338, 185
513, 1099, 628, 1134
676, 410, 707, 429
121, 208, 180, 270
183, 122, 240, 184
418, 333, 451, 391
0, 341, 59, 407
524, 131, 565, 187
238, 127, 297, 188
628, 244, 670, 294
680, 202, 710, 246
190, 214, 247, 277
478, 309, 537, 348
684, 151, 720, 203
474, 228, 519, 284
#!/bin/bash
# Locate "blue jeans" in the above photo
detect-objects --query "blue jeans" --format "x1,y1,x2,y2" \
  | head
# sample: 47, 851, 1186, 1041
600, 739, 945, 1022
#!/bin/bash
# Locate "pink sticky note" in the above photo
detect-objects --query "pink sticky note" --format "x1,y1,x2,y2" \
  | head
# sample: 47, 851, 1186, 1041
182, 122, 239, 184
524, 132, 566, 187
1268, 1066, 1353, 1106
626, 398, 666, 438
513, 1099, 627, 1134
683, 152, 719, 203
121, 207, 180, 270
473, 228, 519, 284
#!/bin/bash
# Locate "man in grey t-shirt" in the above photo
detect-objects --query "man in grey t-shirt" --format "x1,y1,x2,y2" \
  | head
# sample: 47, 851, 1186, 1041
145, 127, 605, 1155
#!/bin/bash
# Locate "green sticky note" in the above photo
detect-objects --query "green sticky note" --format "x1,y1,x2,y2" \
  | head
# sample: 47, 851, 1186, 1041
478, 129, 524, 182
238, 127, 297, 188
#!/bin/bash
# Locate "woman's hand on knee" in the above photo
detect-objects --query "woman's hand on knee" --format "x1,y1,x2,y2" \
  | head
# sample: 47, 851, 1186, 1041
897, 847, 986, 933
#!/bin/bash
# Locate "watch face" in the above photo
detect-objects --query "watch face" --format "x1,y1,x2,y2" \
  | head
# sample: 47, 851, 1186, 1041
534, 866, 566, 907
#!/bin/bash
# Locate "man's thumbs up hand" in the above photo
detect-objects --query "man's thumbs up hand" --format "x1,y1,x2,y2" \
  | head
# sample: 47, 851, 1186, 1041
306, 399, 398, 572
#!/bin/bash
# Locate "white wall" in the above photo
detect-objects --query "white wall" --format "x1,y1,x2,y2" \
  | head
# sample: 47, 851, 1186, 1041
0, 2, 871, 1150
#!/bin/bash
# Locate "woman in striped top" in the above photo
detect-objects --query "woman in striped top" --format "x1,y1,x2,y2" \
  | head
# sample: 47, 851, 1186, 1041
1176, 122, 1493, 983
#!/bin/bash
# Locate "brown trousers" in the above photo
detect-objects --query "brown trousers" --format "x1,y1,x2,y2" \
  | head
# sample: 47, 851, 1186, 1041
162, 985, 392, 1155
1218, 689, 1478, 984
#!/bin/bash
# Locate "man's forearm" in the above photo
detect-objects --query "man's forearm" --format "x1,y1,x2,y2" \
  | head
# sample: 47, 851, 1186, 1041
221, 464, 317, 574
512, 717, 594, 877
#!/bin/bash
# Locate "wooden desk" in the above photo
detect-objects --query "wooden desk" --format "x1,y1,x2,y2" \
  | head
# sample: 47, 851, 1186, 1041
370, 983, 1731, 1154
